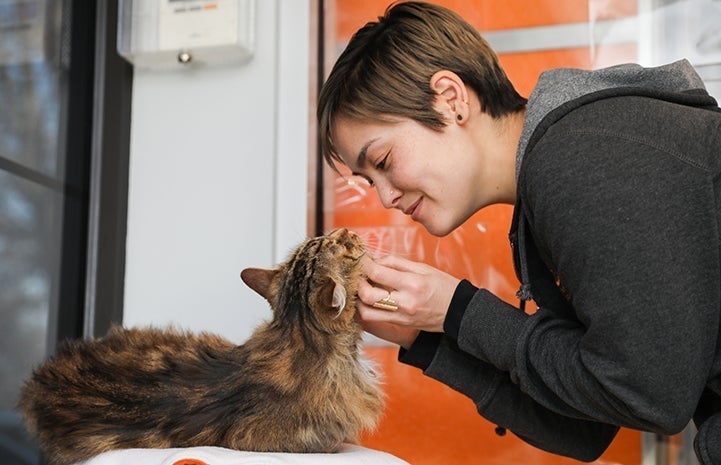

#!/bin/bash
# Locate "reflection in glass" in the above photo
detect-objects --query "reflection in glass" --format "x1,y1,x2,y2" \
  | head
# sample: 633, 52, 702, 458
0, 0, 63, 176
0, 2, 65, 464
0, 169, 62, 465
0, 171, 61, 410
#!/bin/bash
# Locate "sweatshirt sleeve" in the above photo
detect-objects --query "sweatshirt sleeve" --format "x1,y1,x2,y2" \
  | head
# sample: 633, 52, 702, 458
402, 332, 619, 461
459, 109, 721, 434
398, 285, 618, 462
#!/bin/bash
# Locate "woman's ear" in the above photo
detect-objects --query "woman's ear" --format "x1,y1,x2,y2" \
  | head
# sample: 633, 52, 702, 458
430, 70, 469, 124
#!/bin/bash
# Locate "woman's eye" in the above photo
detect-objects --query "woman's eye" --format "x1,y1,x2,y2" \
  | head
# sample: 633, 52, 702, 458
375, 155, 388, 170
350, 173, 374, 187
359, 175, 374, 187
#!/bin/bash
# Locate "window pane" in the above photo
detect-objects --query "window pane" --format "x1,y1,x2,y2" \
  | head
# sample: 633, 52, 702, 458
0, 1, 62, 178
0, 5, 65, 464
0, 170, 62, 465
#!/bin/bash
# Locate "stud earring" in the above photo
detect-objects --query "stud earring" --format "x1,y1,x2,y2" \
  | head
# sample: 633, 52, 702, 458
457, 114, 463, 121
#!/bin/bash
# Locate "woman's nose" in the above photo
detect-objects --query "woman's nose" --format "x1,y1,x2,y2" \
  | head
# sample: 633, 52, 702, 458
378, 183, 400, 209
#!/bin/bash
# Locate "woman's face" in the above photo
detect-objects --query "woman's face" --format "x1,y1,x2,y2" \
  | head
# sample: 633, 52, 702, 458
332, 114, 487, 237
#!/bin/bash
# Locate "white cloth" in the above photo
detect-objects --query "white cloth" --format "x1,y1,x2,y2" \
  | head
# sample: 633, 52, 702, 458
76, 445, 410, 465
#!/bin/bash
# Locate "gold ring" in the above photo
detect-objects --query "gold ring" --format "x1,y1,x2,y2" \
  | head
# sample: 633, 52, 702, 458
372, 291, 398, 312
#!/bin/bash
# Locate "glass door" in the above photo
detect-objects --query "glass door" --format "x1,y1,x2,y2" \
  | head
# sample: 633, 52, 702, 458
0, 2, 66, 464
0, 1, 102, 463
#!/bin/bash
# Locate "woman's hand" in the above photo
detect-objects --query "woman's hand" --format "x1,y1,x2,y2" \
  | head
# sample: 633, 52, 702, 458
356, 254, 461, 347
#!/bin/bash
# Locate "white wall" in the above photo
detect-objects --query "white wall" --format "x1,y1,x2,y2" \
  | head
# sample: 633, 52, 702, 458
123, 0, 310, 344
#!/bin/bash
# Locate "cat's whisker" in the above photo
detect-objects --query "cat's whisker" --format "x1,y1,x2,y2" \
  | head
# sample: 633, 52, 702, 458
354, 237, 392, 257
363, 244, 393, 260
390, 249, 414, 258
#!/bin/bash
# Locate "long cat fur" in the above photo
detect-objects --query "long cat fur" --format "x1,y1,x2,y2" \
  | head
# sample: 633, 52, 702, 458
18, 228, 383, 465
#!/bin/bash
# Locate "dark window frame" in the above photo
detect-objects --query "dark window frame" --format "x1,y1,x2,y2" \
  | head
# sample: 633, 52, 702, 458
82, 0, 133, 338
50, 0, 133, 344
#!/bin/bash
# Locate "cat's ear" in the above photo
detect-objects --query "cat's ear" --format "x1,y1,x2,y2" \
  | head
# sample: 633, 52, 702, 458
320, 276, 346, 319
240, 268, 277, 302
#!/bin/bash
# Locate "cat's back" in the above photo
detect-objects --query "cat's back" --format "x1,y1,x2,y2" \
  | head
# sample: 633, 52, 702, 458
24, 325, 238, 389
18, 325, 242, 461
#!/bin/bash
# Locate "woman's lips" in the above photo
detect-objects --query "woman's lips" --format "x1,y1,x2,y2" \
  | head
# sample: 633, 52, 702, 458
404, 197, 422, 220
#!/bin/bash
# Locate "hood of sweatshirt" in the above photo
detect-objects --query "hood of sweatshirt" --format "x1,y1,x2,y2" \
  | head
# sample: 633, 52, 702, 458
515, 59, 708, 180
510, 59, 714, 305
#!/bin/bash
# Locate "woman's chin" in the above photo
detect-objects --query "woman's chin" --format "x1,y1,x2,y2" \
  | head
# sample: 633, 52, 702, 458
419, 213, 472, 237
419, 219, 457, 238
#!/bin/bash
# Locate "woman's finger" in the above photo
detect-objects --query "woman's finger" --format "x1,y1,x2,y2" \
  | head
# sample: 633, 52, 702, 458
374, 254, 431, 273
357, 279, 397, 309
361, 256, 406, 290
357, 254, 458, 334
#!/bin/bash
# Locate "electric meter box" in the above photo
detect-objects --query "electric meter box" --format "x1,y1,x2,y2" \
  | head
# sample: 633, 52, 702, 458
117, 0, 255, 68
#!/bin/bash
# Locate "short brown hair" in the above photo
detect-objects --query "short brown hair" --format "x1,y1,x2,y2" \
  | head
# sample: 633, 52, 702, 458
317, 1, 527, 170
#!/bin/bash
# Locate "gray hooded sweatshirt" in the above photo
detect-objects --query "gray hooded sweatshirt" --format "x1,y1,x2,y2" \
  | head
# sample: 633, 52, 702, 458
401, 60, 721, 463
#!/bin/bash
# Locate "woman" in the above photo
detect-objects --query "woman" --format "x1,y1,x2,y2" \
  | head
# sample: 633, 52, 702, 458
317, 2, 721, 463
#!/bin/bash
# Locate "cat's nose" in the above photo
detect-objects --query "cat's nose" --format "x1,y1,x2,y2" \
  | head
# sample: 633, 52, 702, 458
329, 228, 348, 238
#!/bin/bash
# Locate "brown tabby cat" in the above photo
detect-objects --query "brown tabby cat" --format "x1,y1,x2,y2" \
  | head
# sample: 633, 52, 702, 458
18, 228, 383, 465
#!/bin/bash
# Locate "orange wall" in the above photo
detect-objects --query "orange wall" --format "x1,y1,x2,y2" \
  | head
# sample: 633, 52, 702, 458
361, 346, 641, 465
335, 0, 637, 37
324, 1, 642, 464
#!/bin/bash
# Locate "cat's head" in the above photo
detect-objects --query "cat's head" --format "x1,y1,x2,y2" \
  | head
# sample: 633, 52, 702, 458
240, 228, 366, 335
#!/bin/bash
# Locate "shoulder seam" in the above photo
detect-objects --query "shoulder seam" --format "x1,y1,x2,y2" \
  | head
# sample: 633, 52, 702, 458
565, 128, 712, 173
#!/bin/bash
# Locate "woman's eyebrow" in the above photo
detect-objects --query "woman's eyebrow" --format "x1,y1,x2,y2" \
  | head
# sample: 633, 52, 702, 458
356, 138, 379, 167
